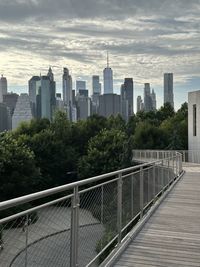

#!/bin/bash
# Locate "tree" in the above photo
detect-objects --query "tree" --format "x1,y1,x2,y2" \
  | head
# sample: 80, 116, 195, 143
0, 132, 41, 201
132, 122, 167, 149
78, 129, 132, 179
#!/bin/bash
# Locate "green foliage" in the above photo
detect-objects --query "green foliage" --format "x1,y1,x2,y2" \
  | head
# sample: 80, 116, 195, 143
132, 122, 167, 149
0, 132, 41, 201
78, 129, 132, 179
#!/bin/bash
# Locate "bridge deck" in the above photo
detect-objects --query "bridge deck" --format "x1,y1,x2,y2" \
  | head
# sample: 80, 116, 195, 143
112, 165, 200, 267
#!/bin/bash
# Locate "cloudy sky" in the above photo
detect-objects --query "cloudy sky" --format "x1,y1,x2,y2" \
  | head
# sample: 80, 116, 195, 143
0, 0, 200, 110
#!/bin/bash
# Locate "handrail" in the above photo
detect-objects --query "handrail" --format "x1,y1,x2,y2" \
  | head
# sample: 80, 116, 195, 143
0, 160, 162, 212
0, 150, 183, 267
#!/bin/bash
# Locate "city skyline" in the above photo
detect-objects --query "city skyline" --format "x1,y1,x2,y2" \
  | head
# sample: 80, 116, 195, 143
0, 0, 200, 110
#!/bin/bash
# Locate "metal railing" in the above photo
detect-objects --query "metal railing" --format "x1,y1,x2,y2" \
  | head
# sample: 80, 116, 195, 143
132, 149, 200, 164
0, 152, 183, 267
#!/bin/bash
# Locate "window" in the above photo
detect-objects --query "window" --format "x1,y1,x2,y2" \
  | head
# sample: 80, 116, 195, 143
193, 104, 197, 136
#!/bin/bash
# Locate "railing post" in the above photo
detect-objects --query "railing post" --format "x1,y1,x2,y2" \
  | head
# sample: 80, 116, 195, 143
175, 154, 178, 177
167, 158, 170, 186
161, 160, 165, 194
70, 186, 79, 267
131, 174, 134, 218
153, 163, 156, 202
25, 214, 29, 267
117, 173, 123, 244
140, 166, 144, 220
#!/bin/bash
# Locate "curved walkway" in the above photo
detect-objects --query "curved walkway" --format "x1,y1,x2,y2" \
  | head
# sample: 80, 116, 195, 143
112, 165, 200, 266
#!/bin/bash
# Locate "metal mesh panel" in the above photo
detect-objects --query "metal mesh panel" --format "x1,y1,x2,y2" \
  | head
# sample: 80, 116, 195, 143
122, 175, 132, 228
1, 197, 71, 267
78, 179, 117, 266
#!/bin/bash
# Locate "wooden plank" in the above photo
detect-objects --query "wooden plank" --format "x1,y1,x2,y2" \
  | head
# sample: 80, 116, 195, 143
113, 169, 200, 267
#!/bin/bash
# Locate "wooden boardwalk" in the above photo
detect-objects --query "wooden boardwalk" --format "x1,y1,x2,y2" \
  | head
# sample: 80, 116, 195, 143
112, 165, 200, 267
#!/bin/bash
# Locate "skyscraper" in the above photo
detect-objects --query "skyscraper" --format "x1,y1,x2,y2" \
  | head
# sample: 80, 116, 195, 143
151, 89, 157, 110
99, 94, 121, 118
137, 96, 143, 113
103, 53, 113, 94
144, 83, 153, 112
29, 76, 40, 117
47, 67, 56, 119
121, 78, 134, 117
12, 94, 33, 129
92, 75, 101, 115
164, 73, 174, 108
92, 75, 101, 95
63, 68, 72, 106
76, 80, 86, 91
0, 75, 7, 102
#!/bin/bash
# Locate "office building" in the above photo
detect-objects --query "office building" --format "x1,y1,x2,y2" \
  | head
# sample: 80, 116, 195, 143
99, 94, 121, 118
0, 75, 7, 102
29, 76, 40, 117
76, 95, 91, 120
144, 83, 153, 112
12, 94, 33, 129
47, 67, 56, 119
0, 103, 10, 131
164, 73, 174, 108
121, 78, 134, 117
103, 53, 113, 94
63, 68, 72, 106
92, 76, 101, 95
3, 93, 19, 116
91, 76, 101, 115
76, 80, 86, 91
137, 96, 143, 113
151, 89, 157, 110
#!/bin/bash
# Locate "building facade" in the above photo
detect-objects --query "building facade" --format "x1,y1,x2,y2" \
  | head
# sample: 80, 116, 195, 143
0, 75, 7, 103
103, 55, 113, 94
63, 68, 72, 106
99, 94, 121, 118
144, 83, 153, 112
121, 78, 134, 118
12, 94, 33, 129
188, 91, 200, 157
164, 73, 174, 108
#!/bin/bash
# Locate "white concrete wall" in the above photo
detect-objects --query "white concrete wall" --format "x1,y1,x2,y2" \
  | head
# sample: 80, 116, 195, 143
188, 90, 200, 151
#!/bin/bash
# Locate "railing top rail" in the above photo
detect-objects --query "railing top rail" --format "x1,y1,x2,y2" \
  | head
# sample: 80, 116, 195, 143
0, 159, 165, 212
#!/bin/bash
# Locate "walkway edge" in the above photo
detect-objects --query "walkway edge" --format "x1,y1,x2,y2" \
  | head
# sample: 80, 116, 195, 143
100, 170, 185, 267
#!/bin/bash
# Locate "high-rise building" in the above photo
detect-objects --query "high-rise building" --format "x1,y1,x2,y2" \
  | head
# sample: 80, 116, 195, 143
47, 67, 56, 119
99, 94, 121, 118
151, 89, 157, 110
12, 94, 33, 129
3, 93, 19, 116
144, 83, 153, 112
29, 76, 40, 117
0, 103, 10, 131
63, 68, 72, 106
0, 75, 7, 102
137, 96, 143, 113
103, 53, 113, 94
76, 95, 91, 120
164, 73, 174, 108
92, 76, 101, 95
91, 76, 101, 115
121, 78, 134, 117
76, 80, 86, 91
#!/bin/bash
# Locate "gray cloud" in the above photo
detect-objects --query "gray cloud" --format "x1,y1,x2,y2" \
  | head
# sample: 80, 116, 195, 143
0, 0, 200, 110
0, 0, 199, 22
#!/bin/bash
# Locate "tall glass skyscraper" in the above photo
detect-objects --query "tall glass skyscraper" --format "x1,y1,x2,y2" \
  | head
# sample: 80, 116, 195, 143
63, 68, 72, 106
164, 73, 174, 108
103, 53, 113, 94
0, 75, 7, 103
